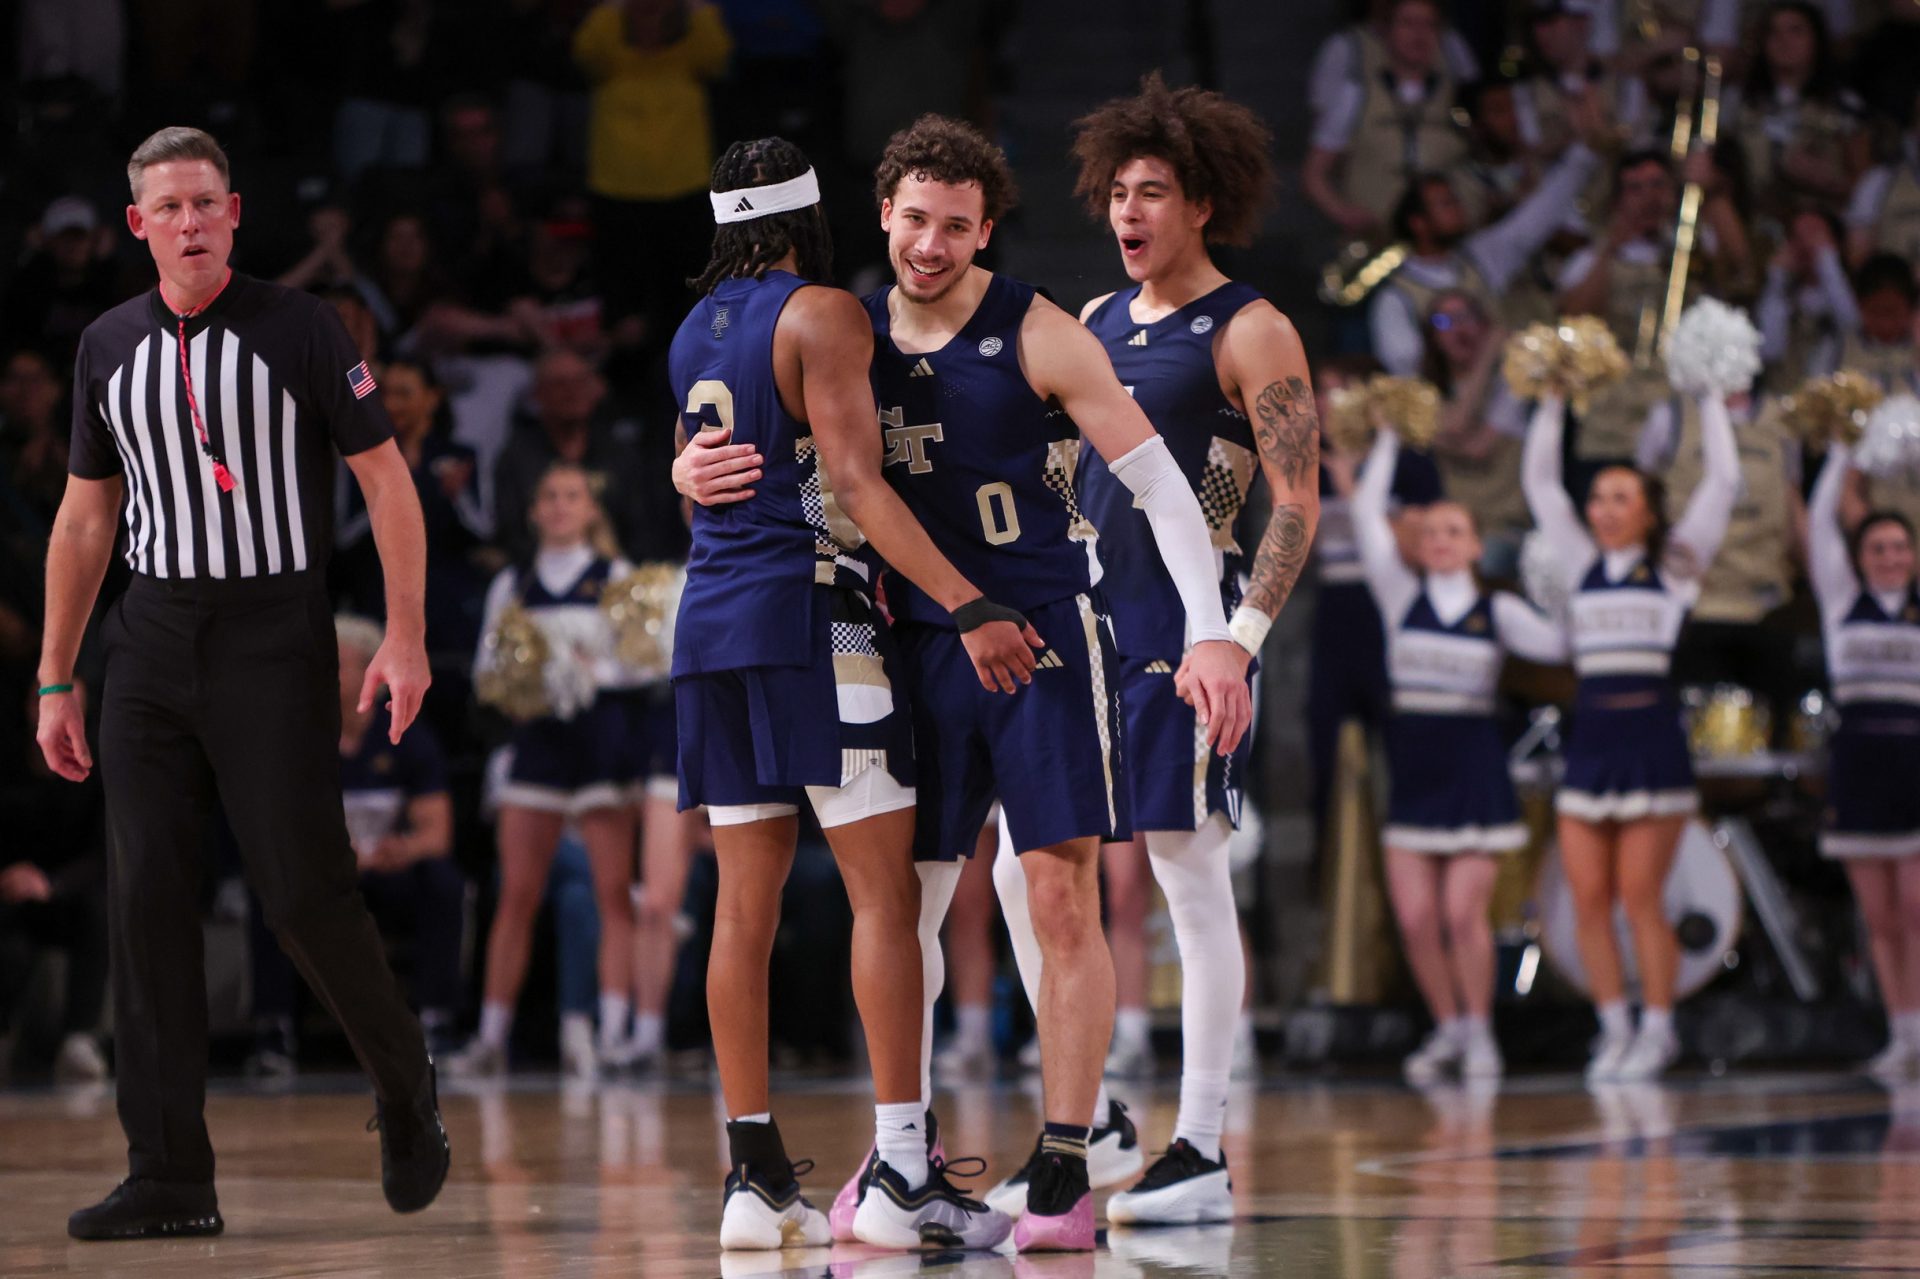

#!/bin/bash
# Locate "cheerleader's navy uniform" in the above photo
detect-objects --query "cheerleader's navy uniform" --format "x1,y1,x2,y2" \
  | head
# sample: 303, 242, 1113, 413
1809, 443, 1920, 858
1521, 394, 1741, 823
478, 545, 639, 816
1357, 430, 1567, 852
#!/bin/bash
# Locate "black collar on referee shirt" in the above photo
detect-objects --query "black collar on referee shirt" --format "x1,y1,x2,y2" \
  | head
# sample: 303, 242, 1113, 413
149, 270, 243, 335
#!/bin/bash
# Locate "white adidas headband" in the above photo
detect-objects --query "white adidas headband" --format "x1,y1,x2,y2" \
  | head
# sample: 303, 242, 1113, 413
710, 168, 821, 225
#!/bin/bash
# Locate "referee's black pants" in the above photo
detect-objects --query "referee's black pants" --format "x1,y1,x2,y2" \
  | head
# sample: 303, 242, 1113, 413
99, 573, 430, 1185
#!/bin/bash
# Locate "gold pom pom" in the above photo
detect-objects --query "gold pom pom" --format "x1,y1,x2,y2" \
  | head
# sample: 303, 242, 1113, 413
1782, 370, 1883, 449
1365, 376, 1441, 449
1501, 316, 1629, 410
601, 562, 683, 678
1325, 383, 1374, 455
475, 603, 552, 722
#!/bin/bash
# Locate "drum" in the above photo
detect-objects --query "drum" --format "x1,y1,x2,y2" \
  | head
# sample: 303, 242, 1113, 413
1534, 820, 1743, 999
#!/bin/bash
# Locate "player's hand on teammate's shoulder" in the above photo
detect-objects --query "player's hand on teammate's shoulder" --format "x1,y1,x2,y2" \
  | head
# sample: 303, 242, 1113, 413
674, 426, 763, 506
1174, 640, 1254, 756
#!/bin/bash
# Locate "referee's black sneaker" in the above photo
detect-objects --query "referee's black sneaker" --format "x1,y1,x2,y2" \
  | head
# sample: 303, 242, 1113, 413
67, 1178, 223, 1240
368, 1061, 450, 1213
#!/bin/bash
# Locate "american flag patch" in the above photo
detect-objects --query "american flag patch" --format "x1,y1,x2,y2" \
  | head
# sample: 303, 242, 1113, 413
347, 361, 378, 400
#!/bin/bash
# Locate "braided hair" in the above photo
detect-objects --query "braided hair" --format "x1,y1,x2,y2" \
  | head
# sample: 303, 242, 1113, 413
691, 137, 834, 295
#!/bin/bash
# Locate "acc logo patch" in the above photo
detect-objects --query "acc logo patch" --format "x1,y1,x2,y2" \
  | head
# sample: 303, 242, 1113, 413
1190, 315, 1214, 335
978, 336, 1004, 357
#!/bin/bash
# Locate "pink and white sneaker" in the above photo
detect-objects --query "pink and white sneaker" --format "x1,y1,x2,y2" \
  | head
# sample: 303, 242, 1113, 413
828, 1109, 944, 1242
1012, 1191, 1094, 1252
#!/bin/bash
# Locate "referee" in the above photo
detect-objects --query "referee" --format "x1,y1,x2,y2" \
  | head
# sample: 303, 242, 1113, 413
35, 127, 450, 1240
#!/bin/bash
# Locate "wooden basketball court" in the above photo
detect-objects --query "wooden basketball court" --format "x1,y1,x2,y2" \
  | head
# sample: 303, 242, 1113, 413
3, 1069, 1915, 1277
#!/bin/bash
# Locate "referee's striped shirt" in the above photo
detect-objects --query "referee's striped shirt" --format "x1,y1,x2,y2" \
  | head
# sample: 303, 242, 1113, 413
68, 272, 395, 580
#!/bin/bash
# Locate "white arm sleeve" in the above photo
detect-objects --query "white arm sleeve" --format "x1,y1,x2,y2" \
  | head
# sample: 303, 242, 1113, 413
1467, 144, 1600, 292
1493, 591, 1571, 665
1521, 394, 1594, 573
1807, 441, 1860, 615
1354, 429, 1419, 621
1667, 393, 1741, 578
1105, 434, 1233, 646
1368, 288, 1426, 377
1635, 398, 1678, 473
474, 567, 517, 677
1847, 167, 1891, 229
1307, 29, 1355, 118
1814, 244, 1861, 336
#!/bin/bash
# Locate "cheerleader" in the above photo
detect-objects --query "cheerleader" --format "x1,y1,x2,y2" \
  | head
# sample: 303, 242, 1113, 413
1356, 426, 1567, 1084
1807, 441, 1920, 1080
1521, 391, 1740, 1082
447, 462, 641, 1078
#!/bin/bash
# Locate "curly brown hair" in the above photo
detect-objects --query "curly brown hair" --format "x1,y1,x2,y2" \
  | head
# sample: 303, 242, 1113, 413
1070, 72, 1275, 247
873, 114, 1019, 223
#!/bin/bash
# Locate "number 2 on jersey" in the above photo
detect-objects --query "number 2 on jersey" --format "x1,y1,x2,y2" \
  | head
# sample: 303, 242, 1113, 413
976, 481, 1021, 545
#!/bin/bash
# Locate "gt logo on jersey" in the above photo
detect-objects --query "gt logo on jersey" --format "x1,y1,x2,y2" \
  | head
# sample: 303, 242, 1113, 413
880, 405, 943, 474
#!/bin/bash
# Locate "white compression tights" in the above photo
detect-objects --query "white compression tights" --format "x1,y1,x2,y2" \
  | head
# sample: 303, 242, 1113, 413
994, 809, 1242, 1153
915, 860, 963, 1109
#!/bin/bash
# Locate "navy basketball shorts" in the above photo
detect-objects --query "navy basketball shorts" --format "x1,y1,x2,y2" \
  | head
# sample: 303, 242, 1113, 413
501, 696, 632, 816
674, 586, 915, 829
895, 593, 1130, 861
1822, 715, 1920, 858
1115, 653, 1252, 833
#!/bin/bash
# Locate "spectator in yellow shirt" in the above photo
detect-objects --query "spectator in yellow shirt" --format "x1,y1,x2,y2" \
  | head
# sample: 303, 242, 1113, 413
575, 0, 732, 344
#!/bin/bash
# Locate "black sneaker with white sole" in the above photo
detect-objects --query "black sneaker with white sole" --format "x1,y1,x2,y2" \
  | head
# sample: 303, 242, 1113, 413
1106, 1138, 1234, 1225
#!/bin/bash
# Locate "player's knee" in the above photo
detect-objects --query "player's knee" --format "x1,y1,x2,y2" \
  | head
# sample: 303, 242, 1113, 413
1396, 898, 1441, 947
1027, 872, 1098, 942
1445, 895, 1487, 944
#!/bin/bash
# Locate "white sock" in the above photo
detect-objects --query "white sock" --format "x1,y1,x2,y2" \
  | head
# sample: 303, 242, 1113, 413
1147, 818, 1244, 1138
1173, 1068, 1229, 1161
955, 1004, 992, 1050
1093, 1081, 1112, 1128
875, 1100, 930, 1191
1460, 1013, 1493, 1042
732, 1111, 771, 1124
633, 1011, 664, 1055
1640, 1006, 1674, 1038
1597, 1001, 1632, 1040
598, 993, 631, 1048
1114, 1007, 1150, 1051
560, 1010, 593, 1044
1895, 1010, 1920, 1048
916, 861, 963, 1107
479, 1001, 513, 1049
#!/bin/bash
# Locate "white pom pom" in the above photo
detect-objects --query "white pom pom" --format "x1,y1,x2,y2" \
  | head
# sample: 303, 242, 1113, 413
1665, 298, 1763, 398
1519, 530, 1570, 621
1857, 393, 1920, 481
535, 610, 613, 721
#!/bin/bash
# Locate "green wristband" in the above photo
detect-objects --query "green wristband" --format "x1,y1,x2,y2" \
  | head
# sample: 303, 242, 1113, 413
37, 684, 74, 696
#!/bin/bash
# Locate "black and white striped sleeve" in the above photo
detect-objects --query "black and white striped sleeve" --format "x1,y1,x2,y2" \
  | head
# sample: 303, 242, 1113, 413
68, 339, 122, 480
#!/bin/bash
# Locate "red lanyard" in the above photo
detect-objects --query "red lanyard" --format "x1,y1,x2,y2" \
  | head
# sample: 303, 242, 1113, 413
169, 272, 236, 494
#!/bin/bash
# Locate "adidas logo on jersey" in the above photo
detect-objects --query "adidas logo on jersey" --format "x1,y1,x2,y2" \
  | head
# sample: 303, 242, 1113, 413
732, 197, 754, 213
1143, 660, 1173, 675
908, 357, 934, 377
1127, 330, 1149, 346
1035, 650, 1065, 670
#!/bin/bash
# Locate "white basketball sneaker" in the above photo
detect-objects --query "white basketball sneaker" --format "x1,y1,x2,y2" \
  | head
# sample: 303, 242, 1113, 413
1864, 1036, 1920, 1082
719, 1161, 831, 1250
1403, 1024, 1464, 1086
1584, 1029, 1636, 1085
1611, 1025, 1680, 1082
850, 1156, 1014, 1250
1459, 1028, 1504, 1082
443, 1036, 507, 1079
1106, 1139, 1233, 1226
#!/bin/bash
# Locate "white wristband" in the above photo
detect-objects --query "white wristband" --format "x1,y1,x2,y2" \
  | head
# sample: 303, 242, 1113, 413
1227, 605, 1272, 657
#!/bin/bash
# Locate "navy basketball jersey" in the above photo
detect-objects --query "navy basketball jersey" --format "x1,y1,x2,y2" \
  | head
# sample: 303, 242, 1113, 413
865, 273, 1091, 626
1079, 281, 1264, 657
669, 271, 866, 675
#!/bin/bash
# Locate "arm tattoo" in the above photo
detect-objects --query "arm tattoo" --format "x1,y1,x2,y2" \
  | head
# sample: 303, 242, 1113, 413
1253, 377, 1320, 490
1246, 502, 1312, 618
1245, 377, 1320, 617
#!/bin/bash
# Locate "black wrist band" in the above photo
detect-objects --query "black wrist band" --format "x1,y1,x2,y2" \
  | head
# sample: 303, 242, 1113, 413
952, 596, 1028, 633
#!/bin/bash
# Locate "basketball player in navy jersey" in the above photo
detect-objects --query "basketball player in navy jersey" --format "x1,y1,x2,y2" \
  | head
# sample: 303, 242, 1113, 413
668, 137, 1023, 1252
682, 115, 1255, 1252
988, 75, 1320, 1228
